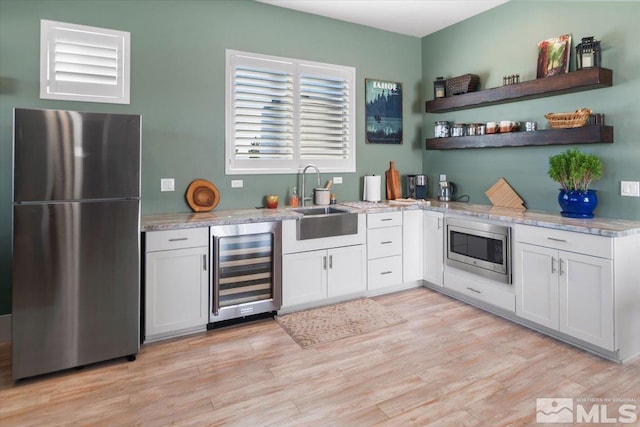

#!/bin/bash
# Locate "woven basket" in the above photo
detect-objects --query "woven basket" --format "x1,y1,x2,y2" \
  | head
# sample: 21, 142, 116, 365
445, 74, 480, 96
545, 108, 592, 129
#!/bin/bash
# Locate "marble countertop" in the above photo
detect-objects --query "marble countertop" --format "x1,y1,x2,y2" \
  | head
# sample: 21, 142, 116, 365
141, 208, 300, 231
142, 199, 640, 237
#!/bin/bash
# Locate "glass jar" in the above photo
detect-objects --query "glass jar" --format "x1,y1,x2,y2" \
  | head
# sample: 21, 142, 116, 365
434, 121, 450, 138
466, 123, 485, 136
451, 123, 466, 137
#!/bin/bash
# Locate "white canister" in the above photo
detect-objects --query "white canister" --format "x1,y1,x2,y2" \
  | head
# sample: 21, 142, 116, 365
314, 188, 330, 205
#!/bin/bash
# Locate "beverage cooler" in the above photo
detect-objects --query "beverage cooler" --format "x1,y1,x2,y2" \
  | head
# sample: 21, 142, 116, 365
209, 222, 282, 324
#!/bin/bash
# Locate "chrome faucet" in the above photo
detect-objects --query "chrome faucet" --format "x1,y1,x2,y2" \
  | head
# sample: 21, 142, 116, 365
301, 164, 321, 206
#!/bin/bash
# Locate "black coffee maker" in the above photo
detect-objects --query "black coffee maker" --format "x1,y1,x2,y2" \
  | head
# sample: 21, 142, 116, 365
407, 174, 427, 199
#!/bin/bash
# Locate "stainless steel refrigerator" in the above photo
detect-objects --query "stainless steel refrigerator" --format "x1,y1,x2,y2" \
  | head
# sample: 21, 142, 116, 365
12, 108, 142, 380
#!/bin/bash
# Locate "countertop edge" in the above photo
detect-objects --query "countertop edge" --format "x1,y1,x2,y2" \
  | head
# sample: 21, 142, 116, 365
141, 201, 640, 237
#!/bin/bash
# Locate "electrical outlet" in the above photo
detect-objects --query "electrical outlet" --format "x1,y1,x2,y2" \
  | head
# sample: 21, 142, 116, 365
160, 178, 175, 192
231, 179, 244, 188
333, 176, 343, 184
621, 181, 640, 197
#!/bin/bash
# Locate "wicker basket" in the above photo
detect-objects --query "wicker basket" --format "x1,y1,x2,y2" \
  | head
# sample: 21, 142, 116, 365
445, 74, 480, 96
545, 108, 592, 129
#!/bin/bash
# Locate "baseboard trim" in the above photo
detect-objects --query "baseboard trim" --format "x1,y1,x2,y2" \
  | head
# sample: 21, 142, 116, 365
0, 314, 11, 343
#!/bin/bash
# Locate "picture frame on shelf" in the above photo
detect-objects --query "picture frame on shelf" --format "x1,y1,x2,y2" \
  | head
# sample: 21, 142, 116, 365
365, 78, 403, 144
537, 34, 571, 78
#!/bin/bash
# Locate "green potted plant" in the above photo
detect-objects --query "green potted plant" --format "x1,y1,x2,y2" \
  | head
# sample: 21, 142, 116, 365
548, 148, 603, 218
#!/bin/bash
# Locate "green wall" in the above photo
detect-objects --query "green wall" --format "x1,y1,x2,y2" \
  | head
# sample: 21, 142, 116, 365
2, 0, 639, 317
422, 1, 640, 220
0, 0, 422, 315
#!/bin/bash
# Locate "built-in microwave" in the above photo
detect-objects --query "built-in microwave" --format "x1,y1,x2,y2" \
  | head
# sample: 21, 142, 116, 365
445, 217, 511, 284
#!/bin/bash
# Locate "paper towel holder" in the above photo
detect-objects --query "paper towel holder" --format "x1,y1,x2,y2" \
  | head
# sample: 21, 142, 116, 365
363, 175, 381, 202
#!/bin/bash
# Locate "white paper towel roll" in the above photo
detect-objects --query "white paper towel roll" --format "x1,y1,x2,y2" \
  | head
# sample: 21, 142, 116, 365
363, 175, 382, 202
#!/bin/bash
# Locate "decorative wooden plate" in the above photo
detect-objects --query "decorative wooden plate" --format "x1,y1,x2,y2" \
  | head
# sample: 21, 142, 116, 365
185, 179, 220, 212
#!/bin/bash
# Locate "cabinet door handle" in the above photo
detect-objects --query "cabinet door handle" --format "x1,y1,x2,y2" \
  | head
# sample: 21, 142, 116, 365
437, 218, 442, 230
323, 256, 327, 270
381, 240, 393, 244
466, 286, 481, 294
203, 254, 207, 271
551, 257, 557, 274
169, 237, 188, 242
381, 271, 393, 275
547, 237, 567, 243
329, 255, 333, 269
381, 218, 393, 222
559, 258, 564, 276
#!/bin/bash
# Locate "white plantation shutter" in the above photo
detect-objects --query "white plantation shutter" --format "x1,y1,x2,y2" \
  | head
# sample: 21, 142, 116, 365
40, 20, 130, 104
226, 50, 355, 174
232, 66, 294, 161
299, 66, 351, 167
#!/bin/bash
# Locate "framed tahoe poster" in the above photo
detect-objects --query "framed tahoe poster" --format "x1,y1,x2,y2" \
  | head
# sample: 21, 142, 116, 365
365, 78, 403, 144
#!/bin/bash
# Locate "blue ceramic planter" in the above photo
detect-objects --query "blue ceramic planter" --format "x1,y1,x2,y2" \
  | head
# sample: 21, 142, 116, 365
558, 189, 598, 218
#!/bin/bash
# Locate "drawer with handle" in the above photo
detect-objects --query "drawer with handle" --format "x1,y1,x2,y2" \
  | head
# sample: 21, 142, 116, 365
367, 211, 402, 229
367, 255, 403, 290
444, 268, 515, 312
367, 226, 402, 259
514, 224, 612, 259
146, 227, 209, 252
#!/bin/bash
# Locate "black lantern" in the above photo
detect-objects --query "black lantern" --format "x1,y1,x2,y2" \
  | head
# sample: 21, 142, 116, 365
433, 77, 446, 99
576, 36, 601, 70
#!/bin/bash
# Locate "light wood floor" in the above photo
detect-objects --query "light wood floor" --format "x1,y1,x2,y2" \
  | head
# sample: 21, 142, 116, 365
1, 287, 639, 426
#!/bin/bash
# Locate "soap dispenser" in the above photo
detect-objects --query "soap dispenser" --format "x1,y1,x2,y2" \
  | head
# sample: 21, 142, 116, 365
290, 187, 299, 207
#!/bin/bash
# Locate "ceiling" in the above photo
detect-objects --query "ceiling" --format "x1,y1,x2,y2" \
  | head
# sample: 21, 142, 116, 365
255, 0, 510, 38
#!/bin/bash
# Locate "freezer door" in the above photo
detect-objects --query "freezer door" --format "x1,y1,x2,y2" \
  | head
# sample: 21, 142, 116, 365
12, 200, 140, 380
13, 108, 141, 202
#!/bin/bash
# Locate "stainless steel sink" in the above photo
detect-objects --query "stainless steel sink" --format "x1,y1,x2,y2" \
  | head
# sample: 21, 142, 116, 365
293, 206, 349, 216
293, 206, 358, 240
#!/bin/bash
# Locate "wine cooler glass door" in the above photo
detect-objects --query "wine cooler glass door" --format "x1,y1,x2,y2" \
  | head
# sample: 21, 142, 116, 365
211, 222, 282, 322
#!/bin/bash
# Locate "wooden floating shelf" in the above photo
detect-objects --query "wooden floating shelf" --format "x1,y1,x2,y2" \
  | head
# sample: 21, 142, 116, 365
424, 126, 613, 150
425, 68, 613, 113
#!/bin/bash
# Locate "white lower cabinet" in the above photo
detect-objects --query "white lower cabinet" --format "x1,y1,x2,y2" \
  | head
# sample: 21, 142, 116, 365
282, 249, 326, 307
328, 245, 367, 298
422, 210, 444, 287
282, 245, 366, 308
561, 252, 613, 349
402, 210, 423, 283
515, 225, 614, 351
144, 228, 209, 342
367, 211, 403, 293
516, 244, 559, 329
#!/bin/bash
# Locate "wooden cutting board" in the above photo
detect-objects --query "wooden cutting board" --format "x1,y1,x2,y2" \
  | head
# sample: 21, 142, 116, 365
385, 161, 401, 200
485, 177, 526, 210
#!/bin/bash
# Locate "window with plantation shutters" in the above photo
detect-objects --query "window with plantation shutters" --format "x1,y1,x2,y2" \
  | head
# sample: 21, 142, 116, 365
226, 50, 355, 175
40, 20, 130, 104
